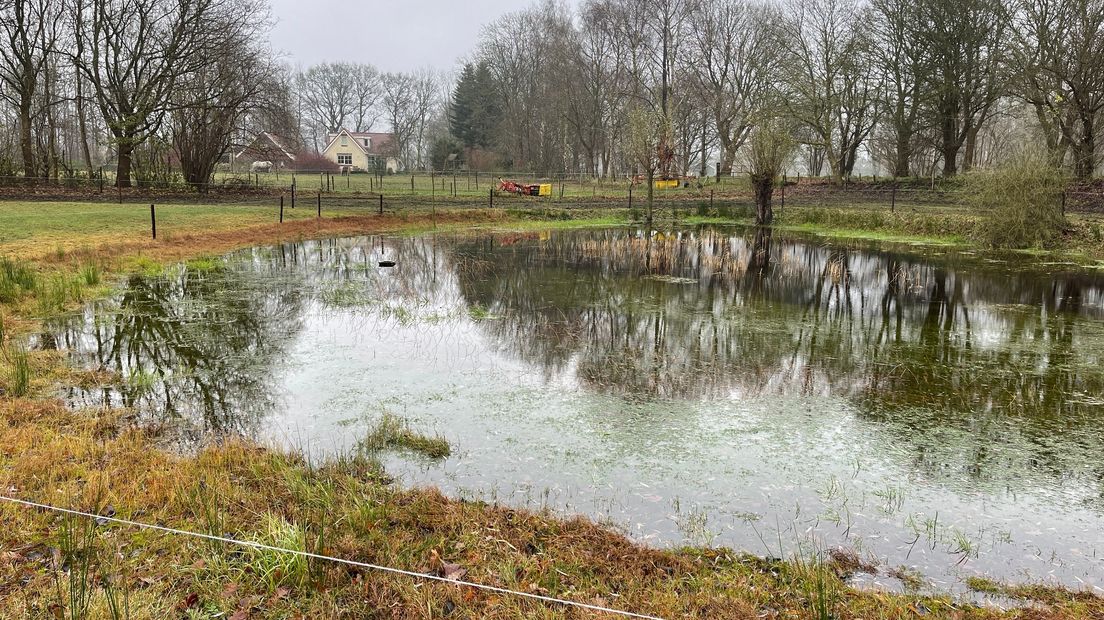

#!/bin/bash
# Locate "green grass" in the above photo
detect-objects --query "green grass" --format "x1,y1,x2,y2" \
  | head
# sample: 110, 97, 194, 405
4, 345, 30, 396
0, 201, 364, 257
0, 257, 38, 302
359, 412, 452, 459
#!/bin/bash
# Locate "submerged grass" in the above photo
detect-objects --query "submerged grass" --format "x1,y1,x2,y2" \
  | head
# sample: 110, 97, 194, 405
0, 201, 1101, 619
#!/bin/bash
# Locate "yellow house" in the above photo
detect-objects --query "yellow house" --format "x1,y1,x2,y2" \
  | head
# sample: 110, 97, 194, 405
322, 129, 401, 173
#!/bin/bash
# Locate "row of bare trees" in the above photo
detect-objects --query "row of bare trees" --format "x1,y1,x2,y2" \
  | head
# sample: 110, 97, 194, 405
0, 0, 287, 187
2, 0, 1101, 187
448, 0, 1104, 182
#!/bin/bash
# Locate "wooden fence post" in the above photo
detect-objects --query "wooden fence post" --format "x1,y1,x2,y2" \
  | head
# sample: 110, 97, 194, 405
279, 196, 284, 223
489, 187, 494, 209
891, 185, 897, 212
378, 193, 383, 215
317, 191, 321, 218
150, 204, 156, 240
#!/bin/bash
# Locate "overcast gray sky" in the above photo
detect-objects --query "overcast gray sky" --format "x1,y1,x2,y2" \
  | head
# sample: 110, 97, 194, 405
268, 0, 546, 73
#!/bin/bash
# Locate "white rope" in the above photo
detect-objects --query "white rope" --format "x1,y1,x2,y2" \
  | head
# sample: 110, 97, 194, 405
0, 495, 665, 620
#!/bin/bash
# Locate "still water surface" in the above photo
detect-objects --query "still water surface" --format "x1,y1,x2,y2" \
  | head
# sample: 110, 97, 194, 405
42, 227, 1104, 592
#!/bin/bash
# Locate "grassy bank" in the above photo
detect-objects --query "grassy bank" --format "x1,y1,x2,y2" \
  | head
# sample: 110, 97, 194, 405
1, 201, 1102, 619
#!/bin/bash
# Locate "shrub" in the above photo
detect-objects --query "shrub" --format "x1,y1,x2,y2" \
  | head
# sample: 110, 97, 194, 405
967, 154, 1068, 249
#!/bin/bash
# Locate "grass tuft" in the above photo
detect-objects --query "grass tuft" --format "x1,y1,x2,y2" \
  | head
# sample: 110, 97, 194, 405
5, 345, 31, 396
244, 513, 310, 592
0, 256, 38, 302
78, 262, 102, 286
360, 412, 451, 459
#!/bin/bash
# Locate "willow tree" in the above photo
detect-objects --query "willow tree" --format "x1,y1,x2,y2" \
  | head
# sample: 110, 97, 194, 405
742, 119, 796, 225
626, 105, 672, 225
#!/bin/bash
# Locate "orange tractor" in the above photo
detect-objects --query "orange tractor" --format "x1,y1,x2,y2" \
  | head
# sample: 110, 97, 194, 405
498, 179, 552, 196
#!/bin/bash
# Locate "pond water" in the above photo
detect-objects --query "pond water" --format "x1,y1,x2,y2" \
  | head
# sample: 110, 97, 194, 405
41, 226, 1104, 593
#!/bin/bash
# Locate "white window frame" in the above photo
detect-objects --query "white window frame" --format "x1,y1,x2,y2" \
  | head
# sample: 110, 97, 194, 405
337, 153, 353, 166
340, 135, 348, 147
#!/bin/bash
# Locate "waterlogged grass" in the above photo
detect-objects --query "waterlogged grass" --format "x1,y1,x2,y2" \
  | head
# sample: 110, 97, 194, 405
359, 412, 451, 459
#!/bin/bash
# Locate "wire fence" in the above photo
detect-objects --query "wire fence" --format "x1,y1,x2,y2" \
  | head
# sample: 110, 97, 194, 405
1, 172, 1104, 214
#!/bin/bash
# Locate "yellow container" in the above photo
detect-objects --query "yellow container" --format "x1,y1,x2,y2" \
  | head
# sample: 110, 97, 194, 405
539, 183, 552, 196
654, 179, 680, 190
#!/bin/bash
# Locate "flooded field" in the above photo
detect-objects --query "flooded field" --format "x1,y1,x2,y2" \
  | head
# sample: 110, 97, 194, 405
40, 226, 1104, 593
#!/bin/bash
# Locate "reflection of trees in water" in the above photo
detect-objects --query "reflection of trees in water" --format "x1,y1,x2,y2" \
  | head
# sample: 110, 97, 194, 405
52, 261, 307, 439
449, 228, 1104, 490
50, 235, 468, 440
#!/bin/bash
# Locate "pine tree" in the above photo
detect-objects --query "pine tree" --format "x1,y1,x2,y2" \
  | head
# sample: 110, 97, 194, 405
449, 62, 499, 150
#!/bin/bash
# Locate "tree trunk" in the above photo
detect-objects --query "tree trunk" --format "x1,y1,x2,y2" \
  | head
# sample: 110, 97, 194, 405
940, 116, 959, 177
753, 175, 774, 225
75, 74, 95, 174
116, 142, 134, 188
19, 97, 34, 183
1076, 115, 1095, 180
893, 130, 912, 178
646, 169, 654, 225
699, 124, 707, 178
963, 125, 979, 172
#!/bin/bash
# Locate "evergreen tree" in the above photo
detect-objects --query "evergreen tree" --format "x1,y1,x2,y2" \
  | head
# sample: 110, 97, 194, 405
449, 62, 499, 150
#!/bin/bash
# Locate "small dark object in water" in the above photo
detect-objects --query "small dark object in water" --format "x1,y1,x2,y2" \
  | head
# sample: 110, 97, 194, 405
378, 260, 396, 268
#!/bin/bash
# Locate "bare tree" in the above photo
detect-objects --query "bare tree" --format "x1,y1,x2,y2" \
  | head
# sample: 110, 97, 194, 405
171, 4, 277, 187
685, 0, 780, 177
0, 0, 61, 181
779, 0, 884, 182
297, 63, 354, 149
350, 63, 381, 133
916, 0, 1010, 176
379, 70, 440, 171
870, 0, 927, 177
73, 0, 255, 187
1015, 0, 1104, 179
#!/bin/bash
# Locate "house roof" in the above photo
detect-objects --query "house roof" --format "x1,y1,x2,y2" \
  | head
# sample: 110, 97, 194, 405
323, 129, 394, 156
236, 132, 297, 161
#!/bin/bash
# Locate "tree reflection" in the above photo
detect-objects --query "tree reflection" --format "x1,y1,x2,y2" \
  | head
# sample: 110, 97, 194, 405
51, 261, 306, 439
447, 227, 1104, 487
